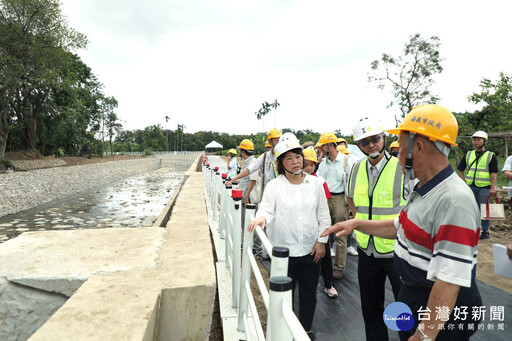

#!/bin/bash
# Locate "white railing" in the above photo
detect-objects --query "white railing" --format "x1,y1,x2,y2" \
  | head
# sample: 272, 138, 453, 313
202, 160, 309, 341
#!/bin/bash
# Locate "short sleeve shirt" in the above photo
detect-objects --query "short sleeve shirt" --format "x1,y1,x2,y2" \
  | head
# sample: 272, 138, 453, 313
393, 165, 480, 288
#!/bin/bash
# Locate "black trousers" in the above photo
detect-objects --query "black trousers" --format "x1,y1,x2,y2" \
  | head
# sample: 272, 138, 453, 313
398, 282, 482, 341
358, 251, 402, 341
288, 253, 321, 331
321, 239, 335, 288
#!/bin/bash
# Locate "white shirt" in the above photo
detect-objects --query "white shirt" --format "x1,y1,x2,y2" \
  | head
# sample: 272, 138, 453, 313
256, 174, 330, 257
227, 157, 239, 178
502, 155, 512, 198
317, 152, 352, 193
247, 150, 277, 189
239, 156, 259, 195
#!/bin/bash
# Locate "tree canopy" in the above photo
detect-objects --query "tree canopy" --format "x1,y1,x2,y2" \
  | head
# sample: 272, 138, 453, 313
368, 33, 443, 125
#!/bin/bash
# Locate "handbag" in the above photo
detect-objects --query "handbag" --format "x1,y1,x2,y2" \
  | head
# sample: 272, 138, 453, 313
249, 172, 263, 204
481, 193, 505, 220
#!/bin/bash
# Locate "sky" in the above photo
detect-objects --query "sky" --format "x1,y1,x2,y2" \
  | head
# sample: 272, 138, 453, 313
60, 0, 512, 136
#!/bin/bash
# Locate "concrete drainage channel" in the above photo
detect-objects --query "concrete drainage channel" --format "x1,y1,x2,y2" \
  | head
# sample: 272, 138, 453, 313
0, 156, 216, 341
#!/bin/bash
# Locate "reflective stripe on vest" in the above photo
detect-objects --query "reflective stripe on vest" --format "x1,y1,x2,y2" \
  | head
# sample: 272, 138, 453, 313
349, 157, 405, 254
465, 150, 493, 186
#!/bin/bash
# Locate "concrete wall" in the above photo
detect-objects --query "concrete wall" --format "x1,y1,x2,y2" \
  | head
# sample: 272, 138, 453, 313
0, 158, 216, 340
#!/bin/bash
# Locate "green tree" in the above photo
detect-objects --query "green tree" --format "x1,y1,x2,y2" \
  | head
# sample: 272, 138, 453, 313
142, 125, 166, 151
0, 0, 87, 157
368, 33, 443, 124
467, 72, 512, 132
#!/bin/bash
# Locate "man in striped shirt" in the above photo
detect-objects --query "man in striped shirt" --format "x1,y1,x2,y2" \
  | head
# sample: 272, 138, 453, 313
322, 104, 482, 341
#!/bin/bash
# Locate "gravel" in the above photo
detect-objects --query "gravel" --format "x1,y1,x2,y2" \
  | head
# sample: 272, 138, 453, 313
0, 158, 162, 217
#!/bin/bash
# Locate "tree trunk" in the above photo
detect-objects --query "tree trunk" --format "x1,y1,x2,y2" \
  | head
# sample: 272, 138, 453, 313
0, 90, 9, 158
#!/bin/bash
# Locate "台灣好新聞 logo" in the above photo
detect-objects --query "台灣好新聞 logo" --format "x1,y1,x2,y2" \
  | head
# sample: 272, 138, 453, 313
383, 302, 415, 331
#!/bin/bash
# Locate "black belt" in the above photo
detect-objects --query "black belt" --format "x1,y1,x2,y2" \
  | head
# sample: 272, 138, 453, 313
400, 277, 431, 288
330, 192, 345, 196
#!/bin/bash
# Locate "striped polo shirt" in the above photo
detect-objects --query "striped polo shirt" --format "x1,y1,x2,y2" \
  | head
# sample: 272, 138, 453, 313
393, 165, 480, 288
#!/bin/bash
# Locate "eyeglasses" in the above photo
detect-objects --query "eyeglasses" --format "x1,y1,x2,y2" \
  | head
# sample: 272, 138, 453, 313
357, 135, 382, 147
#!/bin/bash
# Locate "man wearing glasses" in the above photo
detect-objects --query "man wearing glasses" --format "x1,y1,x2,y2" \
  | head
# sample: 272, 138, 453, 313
345, 118, 406, 341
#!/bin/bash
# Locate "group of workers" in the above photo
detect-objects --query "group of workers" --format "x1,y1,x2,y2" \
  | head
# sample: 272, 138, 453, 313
216, 104, 508, 341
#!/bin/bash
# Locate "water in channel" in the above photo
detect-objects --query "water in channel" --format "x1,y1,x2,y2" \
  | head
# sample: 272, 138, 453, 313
0, 165, 190, 243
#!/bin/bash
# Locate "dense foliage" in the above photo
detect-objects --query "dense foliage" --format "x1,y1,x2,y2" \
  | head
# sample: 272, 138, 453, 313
0, 0, 121, 157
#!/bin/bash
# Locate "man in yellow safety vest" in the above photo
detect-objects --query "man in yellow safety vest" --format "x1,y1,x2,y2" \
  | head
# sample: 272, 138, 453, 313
456, 130, 498, 240
345, 118, 406, 341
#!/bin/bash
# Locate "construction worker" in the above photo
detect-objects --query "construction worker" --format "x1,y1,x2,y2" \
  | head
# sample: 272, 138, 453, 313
389, 141, 399, 157
228, 128, 281, 190
322, 104, 482, 341
337, 144, 351, 155
303, 146, 338, 298
248, 133, 330, 340
236, 140, 259, 205
226, 148, 240, 180
457, 130, 498, 240
315, 132, 354, 280
265, 140, 272, 151
345, 118, 405, 341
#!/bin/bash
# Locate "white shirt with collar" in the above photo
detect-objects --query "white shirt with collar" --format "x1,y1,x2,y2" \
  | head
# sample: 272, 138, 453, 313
317, 152, 351, 194
256, 174, 330, 257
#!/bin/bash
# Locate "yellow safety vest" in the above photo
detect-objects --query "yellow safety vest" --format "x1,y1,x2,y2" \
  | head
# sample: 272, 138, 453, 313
348, 156, 405, 254
465, 150, 493, 187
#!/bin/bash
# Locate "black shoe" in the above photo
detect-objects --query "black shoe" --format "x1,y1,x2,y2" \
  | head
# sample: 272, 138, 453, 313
480, 231, 489, 240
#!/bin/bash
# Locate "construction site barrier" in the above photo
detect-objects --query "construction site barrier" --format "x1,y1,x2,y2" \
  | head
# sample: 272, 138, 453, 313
202, 160, 309, 341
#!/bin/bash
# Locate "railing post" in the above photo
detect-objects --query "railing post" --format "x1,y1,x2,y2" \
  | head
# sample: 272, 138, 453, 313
224, 186, 233, 269
212, 169, 220, 221
268, 276, 294, 341
231, 188, 243, 309
218, 175, 228, 239
238, 203, 256, 331
270, 246, 289, 278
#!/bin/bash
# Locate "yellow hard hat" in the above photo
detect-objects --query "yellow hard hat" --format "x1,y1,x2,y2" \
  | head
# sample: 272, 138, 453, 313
389, 141, 399, 150
267, 128, 282, 140
337, 137, 347, 144
337, 144, 351, 154
265, 141, 271, 148
315, 132, 338, 148
387, 104, 458, 146
303, 146, 318, 163
238, 139, 254, 151
228, 148, 237, 155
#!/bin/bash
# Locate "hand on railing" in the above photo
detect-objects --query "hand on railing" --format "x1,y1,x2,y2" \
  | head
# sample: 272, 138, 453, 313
311, 242, 325, 263
248, 216, 266, 232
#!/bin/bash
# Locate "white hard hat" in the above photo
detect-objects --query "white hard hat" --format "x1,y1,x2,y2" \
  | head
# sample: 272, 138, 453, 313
275, 132, 302, 159
352, 118, 385, 142
472, 130, 488, 140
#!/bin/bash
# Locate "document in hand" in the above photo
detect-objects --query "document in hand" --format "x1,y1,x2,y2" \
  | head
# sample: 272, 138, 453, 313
493, 243, 512, 279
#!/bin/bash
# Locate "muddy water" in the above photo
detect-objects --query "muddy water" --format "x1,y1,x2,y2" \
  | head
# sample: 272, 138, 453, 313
0, 165, 191, 243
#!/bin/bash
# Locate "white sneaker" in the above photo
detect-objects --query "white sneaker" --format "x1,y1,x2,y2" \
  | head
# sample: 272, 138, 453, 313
330, 249, 335, 257
324, 286, 338, 298
347, 246, 358, 256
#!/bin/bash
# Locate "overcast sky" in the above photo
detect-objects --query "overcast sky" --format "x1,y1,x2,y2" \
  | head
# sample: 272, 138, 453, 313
60, 0, 512, 136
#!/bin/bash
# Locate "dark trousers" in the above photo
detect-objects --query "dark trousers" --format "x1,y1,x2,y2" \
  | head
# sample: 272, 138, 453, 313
321, 239, 335, 288
288, 254, 321, 331
398, 281, 482, 341
358, 251, 402, 341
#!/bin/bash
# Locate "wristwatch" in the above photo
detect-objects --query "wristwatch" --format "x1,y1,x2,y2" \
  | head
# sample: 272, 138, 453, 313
416, 328, 432, 341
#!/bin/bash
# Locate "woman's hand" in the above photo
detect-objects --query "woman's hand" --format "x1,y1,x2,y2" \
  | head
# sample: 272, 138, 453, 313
311, 242, 325, 263
248, 216, 266, 232
320, 220, 357, 238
